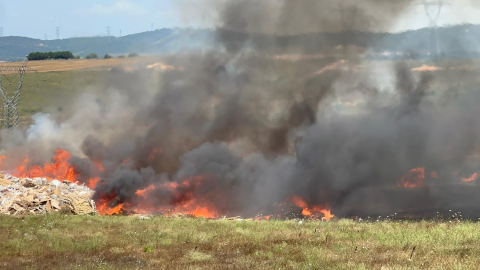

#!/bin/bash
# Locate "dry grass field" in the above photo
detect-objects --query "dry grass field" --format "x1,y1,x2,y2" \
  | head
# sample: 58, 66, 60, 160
0, 215, 479, 269
1, 57, 164, 74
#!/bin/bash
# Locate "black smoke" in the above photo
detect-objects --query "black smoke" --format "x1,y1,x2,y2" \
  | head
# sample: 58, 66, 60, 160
2, 0, 480, 218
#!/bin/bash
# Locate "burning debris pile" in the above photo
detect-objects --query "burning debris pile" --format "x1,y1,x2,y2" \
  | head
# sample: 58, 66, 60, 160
0, 173, 95, 215
1, 1, 480, 220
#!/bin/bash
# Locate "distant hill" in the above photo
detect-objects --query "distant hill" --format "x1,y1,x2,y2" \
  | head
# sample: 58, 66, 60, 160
1, 25, 480, 61
0, 28, 214, 61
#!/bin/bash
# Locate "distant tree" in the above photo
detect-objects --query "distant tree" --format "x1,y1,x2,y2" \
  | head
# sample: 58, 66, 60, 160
104, 54, 112, 59
86, 53, 98, 59
118, 55, 125, 58
74, 55, 81, 59
27, 51, 75, 60
128, 53, 139, 58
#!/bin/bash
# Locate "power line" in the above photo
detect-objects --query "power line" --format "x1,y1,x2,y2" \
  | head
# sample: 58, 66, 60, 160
56, 27, 60, 40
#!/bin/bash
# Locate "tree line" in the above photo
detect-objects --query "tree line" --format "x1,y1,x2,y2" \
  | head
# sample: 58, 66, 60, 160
27, 51, 140, 60
27, 51, 76, 60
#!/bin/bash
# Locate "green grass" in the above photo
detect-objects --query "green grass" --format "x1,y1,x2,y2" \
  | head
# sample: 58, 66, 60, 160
0, 215, 479, 269
1, 70, 107, 125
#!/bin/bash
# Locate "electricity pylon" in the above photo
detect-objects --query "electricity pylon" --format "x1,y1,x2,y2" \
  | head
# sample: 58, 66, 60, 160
0, 57, 36, 129
423, 0, 450, 57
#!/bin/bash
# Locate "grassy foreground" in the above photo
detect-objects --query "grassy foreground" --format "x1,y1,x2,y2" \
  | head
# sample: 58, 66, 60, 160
0, 215, 479, 269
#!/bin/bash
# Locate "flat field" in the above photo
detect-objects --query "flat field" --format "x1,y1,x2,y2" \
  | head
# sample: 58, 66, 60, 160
0, 215, 479, 269
1, 57, 160, 74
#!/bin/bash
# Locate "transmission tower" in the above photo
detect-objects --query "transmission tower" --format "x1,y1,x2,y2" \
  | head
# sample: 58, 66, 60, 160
107, 27, 110, 36
56, 27, 60, 39
422, 0, 449, 57
0, 57, 37, 129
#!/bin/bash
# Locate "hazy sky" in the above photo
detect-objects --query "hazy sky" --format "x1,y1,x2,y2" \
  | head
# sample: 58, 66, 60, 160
0, 0, 479, 39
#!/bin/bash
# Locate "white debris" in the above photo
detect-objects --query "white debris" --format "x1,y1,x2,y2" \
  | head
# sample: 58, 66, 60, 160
0, 173, 95, 215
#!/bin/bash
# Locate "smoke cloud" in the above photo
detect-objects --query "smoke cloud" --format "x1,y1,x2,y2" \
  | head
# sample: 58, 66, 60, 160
2, 0, 480, 218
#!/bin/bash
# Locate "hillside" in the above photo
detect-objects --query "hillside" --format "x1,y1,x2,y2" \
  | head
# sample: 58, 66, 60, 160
1, 25, 480, 61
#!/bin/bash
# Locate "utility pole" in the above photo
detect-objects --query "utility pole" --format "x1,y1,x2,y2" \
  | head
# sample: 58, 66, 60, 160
119, 29, 122, 37
56, 27, 60, 40
107, 27, 110, 37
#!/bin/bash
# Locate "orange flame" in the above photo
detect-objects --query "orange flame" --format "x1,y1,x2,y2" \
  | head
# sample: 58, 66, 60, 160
87, 177, 100, 189
135, 185, 155, 197
431, 171, 438, 178
148, 148, 163, 160
398, 167, 425, 188
291, 196, 334, 221
0, 155, 6, 169
462, 172, 479, 183
14, 149, 78, 182
97, 201, 124, 215
93, 161, 104, 171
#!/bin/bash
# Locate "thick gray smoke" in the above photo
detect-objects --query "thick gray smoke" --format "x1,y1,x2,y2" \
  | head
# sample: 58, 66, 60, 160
2, 0, 480, 218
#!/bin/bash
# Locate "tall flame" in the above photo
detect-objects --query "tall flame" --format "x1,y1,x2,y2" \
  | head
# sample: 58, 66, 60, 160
14, 149, 78, 182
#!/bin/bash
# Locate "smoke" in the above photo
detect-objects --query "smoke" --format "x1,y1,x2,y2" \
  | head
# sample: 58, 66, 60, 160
2, 0, 480, 217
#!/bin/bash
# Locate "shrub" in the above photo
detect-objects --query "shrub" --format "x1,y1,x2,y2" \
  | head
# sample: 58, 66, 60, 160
128, 53, 139, 58
86, 53, 98, 59
118, 55, 125, 58
104, 54, 112, 59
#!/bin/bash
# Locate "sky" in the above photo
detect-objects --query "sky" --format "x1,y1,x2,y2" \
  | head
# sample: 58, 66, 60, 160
0, 0, 479, 39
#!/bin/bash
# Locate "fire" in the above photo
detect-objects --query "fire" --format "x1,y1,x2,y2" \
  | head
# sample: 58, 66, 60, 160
148, 148, 163, 160
14, 149, 78, 182
9, 149, 102, 190
398, 167, 425, 188
190, 206, 216, 218
5, 149, 337, 220
99, 177, 219, 218
135, 184, 155, 196
93, 161, 104, 171
462, 172, 479, 183
291, 196, 334, 221
87, 177, 100, 189
254, 215, 271, 221
0, 155, 6, 168
97, 201, 124, 215
431, 171, 438, 178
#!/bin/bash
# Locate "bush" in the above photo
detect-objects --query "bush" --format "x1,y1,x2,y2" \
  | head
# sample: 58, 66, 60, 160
128, 53, 139, 58
118, 55, 125, 58
86, 53, 98, 59
27, 51, 75, 61
104, 54, 112, 59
